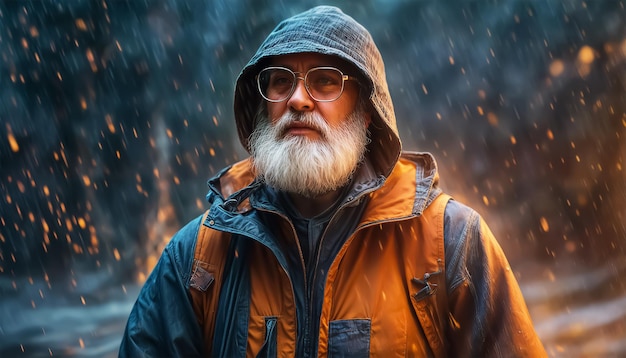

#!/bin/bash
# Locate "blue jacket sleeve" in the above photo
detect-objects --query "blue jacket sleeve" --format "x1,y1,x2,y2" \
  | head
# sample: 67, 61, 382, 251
119, 215, 204, 357
443, 200, 547, 358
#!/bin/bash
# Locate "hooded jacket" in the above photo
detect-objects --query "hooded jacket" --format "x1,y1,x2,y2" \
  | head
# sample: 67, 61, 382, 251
120, 6, 546, 357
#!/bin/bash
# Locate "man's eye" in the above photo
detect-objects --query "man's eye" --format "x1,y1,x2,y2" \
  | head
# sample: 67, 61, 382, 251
315, 76, 333, 85
271, 75, 292, 87
312, 76, 339, 87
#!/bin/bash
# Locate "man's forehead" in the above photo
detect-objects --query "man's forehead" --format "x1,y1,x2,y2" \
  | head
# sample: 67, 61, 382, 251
268, 53, 352, 71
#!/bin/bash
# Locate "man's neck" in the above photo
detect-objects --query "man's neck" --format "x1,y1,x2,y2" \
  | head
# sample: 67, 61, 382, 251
288, 189, 343, 218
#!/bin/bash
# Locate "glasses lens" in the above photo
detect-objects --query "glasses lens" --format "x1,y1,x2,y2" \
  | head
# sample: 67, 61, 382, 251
258, 68, 295, 102
306, 68, 344, 101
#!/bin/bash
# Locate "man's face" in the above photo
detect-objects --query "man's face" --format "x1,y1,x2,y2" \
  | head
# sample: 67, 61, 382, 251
265, 53, 366, 139
249, 53, 371, 198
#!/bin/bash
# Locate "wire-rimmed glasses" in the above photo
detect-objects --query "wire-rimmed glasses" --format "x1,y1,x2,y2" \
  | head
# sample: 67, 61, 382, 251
256, 66, 358, 102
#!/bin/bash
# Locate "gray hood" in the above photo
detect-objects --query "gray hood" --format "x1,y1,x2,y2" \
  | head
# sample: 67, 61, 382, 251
234, 5, 401, 179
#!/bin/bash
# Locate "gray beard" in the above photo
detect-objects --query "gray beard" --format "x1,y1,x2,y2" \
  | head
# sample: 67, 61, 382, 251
249, 106, 369, 198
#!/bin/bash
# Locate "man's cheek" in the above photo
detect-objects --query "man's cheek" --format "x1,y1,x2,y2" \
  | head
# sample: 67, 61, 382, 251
267, 104, 285, 123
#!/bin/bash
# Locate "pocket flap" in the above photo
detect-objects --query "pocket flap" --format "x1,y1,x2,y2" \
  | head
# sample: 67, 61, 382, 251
190, 263, 214, 292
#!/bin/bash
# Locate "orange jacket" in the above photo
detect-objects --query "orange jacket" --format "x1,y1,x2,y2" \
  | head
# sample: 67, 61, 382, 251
185, 153, 546, 357
120, 153, 546, 357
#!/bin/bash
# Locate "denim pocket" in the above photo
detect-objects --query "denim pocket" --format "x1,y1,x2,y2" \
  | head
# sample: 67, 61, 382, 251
256, 316, 277, 358
328, 319, 371, 358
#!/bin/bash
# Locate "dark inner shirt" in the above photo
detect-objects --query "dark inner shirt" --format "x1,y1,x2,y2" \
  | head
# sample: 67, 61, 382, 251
276, 184, 351, 268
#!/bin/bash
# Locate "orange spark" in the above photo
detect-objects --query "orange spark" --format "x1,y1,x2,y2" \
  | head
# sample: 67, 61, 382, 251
105, 114, 115, 133
75, 19, 88, 31
8, 133, 19, 152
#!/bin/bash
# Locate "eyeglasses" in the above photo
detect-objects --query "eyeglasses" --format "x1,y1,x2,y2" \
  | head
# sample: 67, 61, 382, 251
256, 66, 358, 103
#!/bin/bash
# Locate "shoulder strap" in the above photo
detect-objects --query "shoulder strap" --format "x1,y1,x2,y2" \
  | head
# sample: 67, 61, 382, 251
409, 192, 451, 358
189, 209, 232, 355
432, 193, 451, 355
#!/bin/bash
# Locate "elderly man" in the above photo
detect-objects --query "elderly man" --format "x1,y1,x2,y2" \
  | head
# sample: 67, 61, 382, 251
120, 6, 546, 357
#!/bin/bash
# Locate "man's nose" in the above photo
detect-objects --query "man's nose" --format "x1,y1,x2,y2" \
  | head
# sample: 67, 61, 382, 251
287, 78, 314, 112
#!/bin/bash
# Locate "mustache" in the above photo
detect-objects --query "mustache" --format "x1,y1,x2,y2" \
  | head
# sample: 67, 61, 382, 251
274, 111, 328, 139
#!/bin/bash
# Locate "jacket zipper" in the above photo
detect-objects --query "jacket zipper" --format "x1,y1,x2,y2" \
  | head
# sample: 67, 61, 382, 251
311, 210, 421, 348
206, 210, 301, 355
255, 207, 312, 356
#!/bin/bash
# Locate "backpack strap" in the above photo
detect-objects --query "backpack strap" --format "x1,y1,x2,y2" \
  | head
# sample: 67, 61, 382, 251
408, 192, 451, 358
432, 193, 451, 357
189, 209, 232, 355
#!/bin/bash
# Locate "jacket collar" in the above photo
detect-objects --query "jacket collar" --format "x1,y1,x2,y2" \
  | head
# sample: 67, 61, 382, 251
353, 151, 441, 226
206, 152, 441, 222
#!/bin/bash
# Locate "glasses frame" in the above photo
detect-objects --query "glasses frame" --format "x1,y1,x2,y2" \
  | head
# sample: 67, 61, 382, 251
256, 66, 358, 103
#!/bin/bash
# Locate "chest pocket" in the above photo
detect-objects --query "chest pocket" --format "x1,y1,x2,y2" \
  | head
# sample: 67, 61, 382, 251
328, 319, 371, 358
